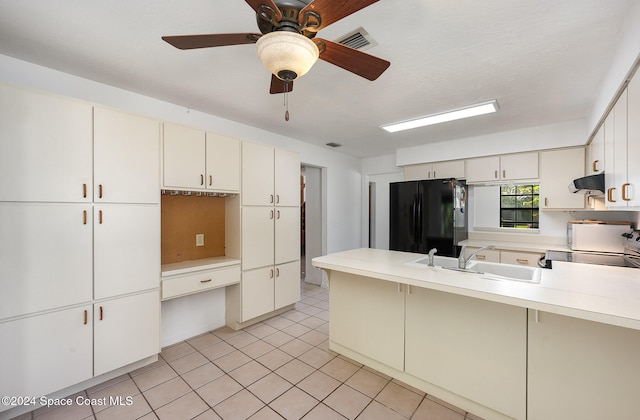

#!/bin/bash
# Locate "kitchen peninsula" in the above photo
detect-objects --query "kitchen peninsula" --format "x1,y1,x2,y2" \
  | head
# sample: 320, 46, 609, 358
313, 248, 640, 420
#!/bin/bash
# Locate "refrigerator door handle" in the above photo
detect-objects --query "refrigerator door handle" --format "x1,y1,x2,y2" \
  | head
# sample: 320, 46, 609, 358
411, 196, 418, 245
416, 194, 423, 245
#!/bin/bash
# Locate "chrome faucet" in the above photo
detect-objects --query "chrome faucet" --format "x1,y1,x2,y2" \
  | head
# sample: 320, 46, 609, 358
458, 245, 496, 269
427, 248, 438, 267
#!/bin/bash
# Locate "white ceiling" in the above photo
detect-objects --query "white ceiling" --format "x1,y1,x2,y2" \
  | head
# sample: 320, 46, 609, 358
0, 0, 633, 157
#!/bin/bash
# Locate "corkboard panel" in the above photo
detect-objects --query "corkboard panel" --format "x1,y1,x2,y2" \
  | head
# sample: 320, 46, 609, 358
161, 194, 226, 264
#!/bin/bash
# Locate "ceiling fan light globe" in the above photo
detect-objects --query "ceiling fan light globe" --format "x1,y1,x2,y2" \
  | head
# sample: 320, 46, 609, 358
256, 32, 319, 80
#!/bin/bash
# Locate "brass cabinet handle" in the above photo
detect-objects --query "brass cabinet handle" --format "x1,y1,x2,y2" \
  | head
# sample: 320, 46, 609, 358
544, 197, 549, 207
516, 259, 529, 265
275, 268, 280, 277
270, 210, 274, 219
277, 210, 280, 219
592, 160, 599, 173
83, 210, 87, 225
433, 171, 436, 179
427, 171, 431, 179
200, 279, 212, 284
270, 269, 274, 278
209, 175, 212, 186
503, 169, 506, 178
98, 184, 103, 199
622, 183, 631, 201
276, 194, 280, 204
270, 194, 274, 204
99, 210, 103, 224
200, 174, 204, 185
608, 187, 616, 203
494, 170, 498, 179
83, 183, 87, 198
99, 306, 103, 321
83, 310, 88, 325
476, 254, 486, 260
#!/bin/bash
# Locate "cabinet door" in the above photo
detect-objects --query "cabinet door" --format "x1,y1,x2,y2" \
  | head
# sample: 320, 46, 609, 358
0, 203, 93, 319
241, 266, 275, 321
501, 152, 538, 180
94, 291, 160, 376
274, 260, 300, 309
539, 148, 585, 209
405, 288, 526, 420
242, 142, 275, 206
0, 305, 93, 398
241, 207, 275, 270
609, 89, 628, 208
433, 160, 465, 179
528, 310, 640, 420
275, 206, 300, 265
466, 156, 499, 183
163, 123, 206, 189
94, 107, 160, 204
626, 75, 640, 207
329, 272, 405, 371
206, 132, 240, 192
275, 149, 300, 206
403, 163, 433, 181
0, 84, 92, 202
587, 124, 605, 174
94, 204, 160, 299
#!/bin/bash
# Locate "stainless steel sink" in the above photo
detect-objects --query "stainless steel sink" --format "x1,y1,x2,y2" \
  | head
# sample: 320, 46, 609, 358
468, 261, 542, 283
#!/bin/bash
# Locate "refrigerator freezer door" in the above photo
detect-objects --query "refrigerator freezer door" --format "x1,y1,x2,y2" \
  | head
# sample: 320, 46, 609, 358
389, 181, 419, 252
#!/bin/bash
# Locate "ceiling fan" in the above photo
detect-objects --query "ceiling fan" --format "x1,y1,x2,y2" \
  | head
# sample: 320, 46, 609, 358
162, 0, 391, 95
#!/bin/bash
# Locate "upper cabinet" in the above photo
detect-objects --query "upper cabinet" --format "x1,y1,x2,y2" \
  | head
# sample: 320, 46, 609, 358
242, 142, 299, 206
94, 107, 160, 204
539, 148, 585, 210
163, 122, 240, 193
466, 152, 538, 183
605, 76, 640, 208
586, 124, 604, 175
404, 160, 465, 181
0, 84, 93, 202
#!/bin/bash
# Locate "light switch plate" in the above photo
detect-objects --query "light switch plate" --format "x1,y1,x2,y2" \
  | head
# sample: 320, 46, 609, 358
195, 233, 205, 247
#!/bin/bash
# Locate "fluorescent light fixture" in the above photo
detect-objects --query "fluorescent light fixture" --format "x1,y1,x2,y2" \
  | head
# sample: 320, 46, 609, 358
380, 100, 499, 133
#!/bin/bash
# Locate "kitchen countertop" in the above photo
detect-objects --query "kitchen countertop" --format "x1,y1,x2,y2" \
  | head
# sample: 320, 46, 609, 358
312, 248, 640, 331
161, 256, 241, 277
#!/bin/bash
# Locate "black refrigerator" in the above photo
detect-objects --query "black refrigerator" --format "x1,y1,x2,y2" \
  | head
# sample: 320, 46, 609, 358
389, 179, 468, 257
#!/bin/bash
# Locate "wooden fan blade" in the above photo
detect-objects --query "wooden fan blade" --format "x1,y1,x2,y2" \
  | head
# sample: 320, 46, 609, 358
270, 74, 294, 94
245, 0, 283, 22
162, 33, 261, 50
299, 0, 379, 31
316, 38, 390, 81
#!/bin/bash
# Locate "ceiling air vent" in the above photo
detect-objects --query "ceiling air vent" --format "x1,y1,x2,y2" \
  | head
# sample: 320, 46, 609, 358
335, 27, 377, 51
326, 142, 342, 148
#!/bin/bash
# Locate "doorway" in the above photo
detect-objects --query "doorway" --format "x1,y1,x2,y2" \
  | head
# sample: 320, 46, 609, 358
300, 165, 324, 286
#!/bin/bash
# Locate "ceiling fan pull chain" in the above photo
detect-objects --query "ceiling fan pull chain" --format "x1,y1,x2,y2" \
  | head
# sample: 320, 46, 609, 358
284, 84, 290, 121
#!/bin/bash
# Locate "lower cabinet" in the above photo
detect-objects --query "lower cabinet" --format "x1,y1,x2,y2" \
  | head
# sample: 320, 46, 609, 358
405, 288, 527, 420
527, 310, 640, 420
94, 291, 160, 376
238, 261, 300, 323
0, 290, 159, 403
0, 305, 93, 399
328, 272, 405, 371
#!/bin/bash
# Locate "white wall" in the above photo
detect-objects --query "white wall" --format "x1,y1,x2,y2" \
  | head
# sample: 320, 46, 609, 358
0, 54, 362, 346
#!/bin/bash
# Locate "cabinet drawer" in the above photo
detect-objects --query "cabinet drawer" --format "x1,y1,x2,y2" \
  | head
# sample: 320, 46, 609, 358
500, 251, 543, 267
162, 265, 240, 300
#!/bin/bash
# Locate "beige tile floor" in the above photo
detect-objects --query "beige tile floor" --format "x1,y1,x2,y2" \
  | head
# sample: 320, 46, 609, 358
14, 282, 484, 420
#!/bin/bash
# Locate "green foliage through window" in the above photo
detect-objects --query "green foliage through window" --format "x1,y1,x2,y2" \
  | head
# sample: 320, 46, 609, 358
500, 185, 539, 229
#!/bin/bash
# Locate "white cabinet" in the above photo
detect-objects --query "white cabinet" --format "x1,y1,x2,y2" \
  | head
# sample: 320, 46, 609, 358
163, 123, 240, 192
539, 148, 585, 209
94, 204, 160, 299
94, 291, 160, 376
466, 153, 538, 183
605, 77, 640, 207
500, 251, 543, 267
162, 264, 240, 301
0, 84, 93, 202
528, 310, 640, 420
242, 205, 299, 270
0, 203, 93, 319
274, 261, 301, 309
405, 288, 527, 420
403, 160, 465, 181
94, 107, 160, 203
463, 246, 501, 263
329, 272, 405, 371
587, 123, 605, 174
0, 305, 93, 399
242, 142, 299, 206
240, 261, 300, 322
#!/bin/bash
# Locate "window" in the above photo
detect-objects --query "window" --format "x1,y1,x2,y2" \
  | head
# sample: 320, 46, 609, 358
500, 185, 539, 229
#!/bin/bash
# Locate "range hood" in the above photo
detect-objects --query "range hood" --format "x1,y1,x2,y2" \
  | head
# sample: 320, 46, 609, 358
568, 173, 605, 194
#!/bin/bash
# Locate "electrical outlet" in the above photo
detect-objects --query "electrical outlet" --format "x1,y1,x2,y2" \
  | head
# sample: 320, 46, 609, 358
195, 233, 205, 247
